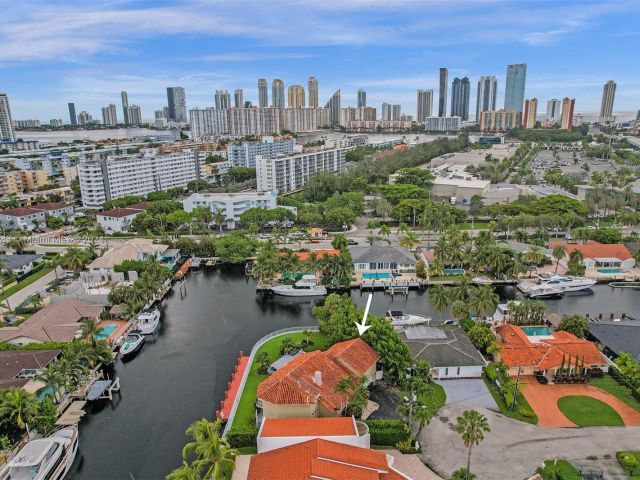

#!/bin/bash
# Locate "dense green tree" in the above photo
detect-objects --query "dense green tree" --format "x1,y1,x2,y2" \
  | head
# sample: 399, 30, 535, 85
557, 314, 589, 338
214, 234, 256, 264
394, 167, 435, 188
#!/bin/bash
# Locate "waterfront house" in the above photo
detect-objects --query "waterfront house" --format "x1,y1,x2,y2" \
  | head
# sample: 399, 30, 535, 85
587, 320, 640, 360
256, 416, 370, 453
0, 349, 61, 391
495, 324, 608, 377
0, 254, 44, 276
400, 326, 487, 379
0, 298, 105, 346
549, 241, 635, 270
256, 338, 379, 419
350, 245, 416, 273
96, 202, 148, 233
87, 238, 169, 275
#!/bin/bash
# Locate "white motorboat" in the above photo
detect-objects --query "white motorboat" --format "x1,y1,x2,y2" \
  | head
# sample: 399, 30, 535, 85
523, 284, 564, 299
0, 426, 78, 480
120, 331, 145, 358
136, 308, 160, 335
472, 276, 493, 285
270, 275, 327, 297
521, 274, 595, 298
386, 311, 431, 327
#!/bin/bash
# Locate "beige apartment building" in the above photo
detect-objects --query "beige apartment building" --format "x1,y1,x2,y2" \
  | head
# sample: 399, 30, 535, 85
0, 170, 48, 196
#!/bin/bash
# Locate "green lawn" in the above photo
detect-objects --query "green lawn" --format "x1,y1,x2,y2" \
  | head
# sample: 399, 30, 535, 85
482, 374, 538, 424
538, 460, 582, 480
0, 266, 54, 303
616, 451, 640, 480
590, 374, 640, 413
231, 331, 330, 429
557, 396, 624, 426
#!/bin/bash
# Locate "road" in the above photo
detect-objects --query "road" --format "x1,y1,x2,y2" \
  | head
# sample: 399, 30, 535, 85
3, 266, 64, 311
421, 403, 640, 480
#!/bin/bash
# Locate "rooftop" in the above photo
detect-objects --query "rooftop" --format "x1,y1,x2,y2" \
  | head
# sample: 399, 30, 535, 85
0, 254, 43, 270
350, 245, 416, 265
96, 208, 142, 218
400, 327, 487, 368
588, 320, 640, 358
0, 349, 61, 389
259, 417, 357, 438
87, 238, 168, 269
0, 202, 71, 216
549, 240, 633, 262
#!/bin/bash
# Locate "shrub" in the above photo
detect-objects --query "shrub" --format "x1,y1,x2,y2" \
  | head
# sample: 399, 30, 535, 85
518, 407, 535, 418
394, 439, 415, 453
485, 365, 498, 382
226, 425, 258, 448
617, 452, 637, 469
365, 419, 410, 446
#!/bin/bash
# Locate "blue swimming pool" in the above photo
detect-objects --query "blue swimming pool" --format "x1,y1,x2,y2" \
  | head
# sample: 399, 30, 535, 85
362, 272, 393, 280
95, 323, 118, 340
597, 268, 625, 274
521, 326, 553, 336
444, 268, 465, 275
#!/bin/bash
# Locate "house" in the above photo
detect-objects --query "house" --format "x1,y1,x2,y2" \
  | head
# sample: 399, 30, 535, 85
246, 439, 412, 480
0, 299, 104, 346
256, 416, 370, 453
549, 240, 635, 270
0, 349, 61, 391
291, 249, 340, 262
350, 245, 416, 272
400, 326, 487, 379
495, 324, 609, 377
0, 254, 44, 276
96, 203, 148, 233
587, 320, 640, 360
87, 238, 169, 273
0, 202, 74, 231
308, 227, 324, 239
257, 338, 379, 419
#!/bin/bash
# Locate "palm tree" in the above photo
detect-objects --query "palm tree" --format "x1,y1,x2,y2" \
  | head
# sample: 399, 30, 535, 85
450, 300, 470, 322
335, 375, 369, 418
552, 244, 567, 273
7, 236, 27, 254
378, 224, 391, 237
304, 252, 321, 275
86, 340, 115, 366
451, 277, 473, 302
400, 231, 420, 250
81, 318, 100, 347
61, 246, 88, 274
429, 285, 449, 317
0, 387, 38, 430
456, 409, 491, 480
37, 363, 64, 403
428, 258, 444, 278
181, 418, 238, 480
469, 286, 500, 317
166, 461, 200, 480
212, 208, 225, 234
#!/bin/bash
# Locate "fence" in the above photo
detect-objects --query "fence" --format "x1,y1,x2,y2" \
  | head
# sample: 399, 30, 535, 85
221, 325, 319, 437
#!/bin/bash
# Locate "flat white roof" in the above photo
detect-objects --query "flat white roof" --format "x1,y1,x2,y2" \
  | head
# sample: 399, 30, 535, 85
433, 177, 490, 188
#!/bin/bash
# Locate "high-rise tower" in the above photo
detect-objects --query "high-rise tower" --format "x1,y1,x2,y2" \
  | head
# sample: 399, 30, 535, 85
504, 64, 527, 113
308, 77, 318, 108
438, 68, 448, 117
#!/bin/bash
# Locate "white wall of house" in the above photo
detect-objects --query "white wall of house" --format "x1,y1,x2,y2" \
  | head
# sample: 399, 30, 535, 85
97, 213, 137, 233
433, 365, 483, 379
257, 433, 370, 454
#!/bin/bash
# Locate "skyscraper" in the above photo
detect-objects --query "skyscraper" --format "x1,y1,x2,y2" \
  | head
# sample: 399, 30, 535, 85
561, 97, 575, 130
258, 79, 268, 108
450, 77, 470, 121
129, 105, 142, 125
101, 103, 118, 126
599, 80, 616, 123
234, 89, 244, 108
381, 103, 391, 121
438, 68, 448, 117
308, 77, 318, 108
504, 64, 527, 112
546, 99, 562, 122
357, 89, 367, 108
272, 79, 285, 108
392, 104, 401, 121
68, 102, 77, 126
476, 76, 497, 122
167, 87, 187, 122
121, 91, 130, 125
0, 93, 14, 141
287, 85, 305, 108
522, 98, 537, 129
214, 90, 231, 110
325, 90, 341, 124
416, 90, 433, 122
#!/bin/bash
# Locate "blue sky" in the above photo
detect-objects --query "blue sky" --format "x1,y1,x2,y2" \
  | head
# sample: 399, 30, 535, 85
2, 0, 639, 121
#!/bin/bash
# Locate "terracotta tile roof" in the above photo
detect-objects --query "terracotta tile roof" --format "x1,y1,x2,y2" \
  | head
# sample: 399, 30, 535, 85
257, 339, 378, 413
97, 208, 141, 218
0, 207, 41, 217
123, 201, 150, 211
549, 240, 633, 261
292, 249, 340, 261
259, 417, 357, 438
30, 202, 70, 211
248, 439, 406, 480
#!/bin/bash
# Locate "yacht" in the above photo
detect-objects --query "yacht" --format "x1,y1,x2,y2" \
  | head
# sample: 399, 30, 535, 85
386, 311, 431, 327
136, 308, 160, 335
522, 274, 595, 298
0, 426, 78, 480
524, 284, 565, 299
120, 332, 145, 358
270, 276, 327, 297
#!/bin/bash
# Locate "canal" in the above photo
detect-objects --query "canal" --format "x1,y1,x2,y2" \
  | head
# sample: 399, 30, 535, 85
68, 268, 639, 479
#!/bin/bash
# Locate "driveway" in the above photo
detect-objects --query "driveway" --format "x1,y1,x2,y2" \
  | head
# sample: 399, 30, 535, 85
421, 403, 640, 480
435, 378, 498, 411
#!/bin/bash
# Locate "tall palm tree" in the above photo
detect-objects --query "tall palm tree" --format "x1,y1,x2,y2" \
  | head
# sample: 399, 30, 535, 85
7, 236, 27, 254
0, 387, 38, 430
451, 278, 473, 302
428, 258, 444, 278
81, 318, 100, 347
378, 224, 391, 237
304, 252, 321, 275
552, 244, 567, 273
469, 286, 500, 317
212, 208, 225, 234
37, 364, 64, 403
456, 409, 491, 480
61, 246, 88, 274
400, 231, 420, 250
181, 418, 238, 480
166, 461, 200, 480
429, 285, 449, 317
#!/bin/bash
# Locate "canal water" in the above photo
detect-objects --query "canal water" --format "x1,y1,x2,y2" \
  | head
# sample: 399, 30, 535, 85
68, 268, 639, 479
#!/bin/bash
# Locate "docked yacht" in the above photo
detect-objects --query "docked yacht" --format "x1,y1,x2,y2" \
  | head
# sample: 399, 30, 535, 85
136, 308, 160, 335
386, 311, 431, 327
270, 276, 327, 297
120, 331, 145, 358
0, 426, 78, 480
521, 274, 595, 298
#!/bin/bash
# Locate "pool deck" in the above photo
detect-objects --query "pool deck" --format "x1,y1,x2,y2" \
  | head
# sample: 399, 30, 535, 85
95, 320, 129, 346
586, 267, 640, 282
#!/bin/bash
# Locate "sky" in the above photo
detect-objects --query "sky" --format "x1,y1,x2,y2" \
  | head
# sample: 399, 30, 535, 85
2, 0, 640, 122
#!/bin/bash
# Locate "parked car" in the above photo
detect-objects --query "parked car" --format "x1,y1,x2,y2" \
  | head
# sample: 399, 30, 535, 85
347, 239, 358, 245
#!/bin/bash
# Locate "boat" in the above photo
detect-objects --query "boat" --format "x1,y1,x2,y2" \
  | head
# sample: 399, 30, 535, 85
386, 311, 431, 327
136, 308, 160, 335
520, 274, 594, 298
523, 284, 564, 299
609, 281, 640, 289
270, 275, 327, 297
472, 276, 493, 285
120, 331, 145, 358
0, 425, 78, 480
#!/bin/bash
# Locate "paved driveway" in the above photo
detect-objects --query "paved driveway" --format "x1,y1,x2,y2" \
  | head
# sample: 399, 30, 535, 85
435, 378, 498, 411
422, 404, 640, 480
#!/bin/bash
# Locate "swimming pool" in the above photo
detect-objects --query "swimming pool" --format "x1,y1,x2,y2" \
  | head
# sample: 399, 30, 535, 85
95, 323, 118, 340
362, 272, 393, 280
444, 268, 465, 275
597, 268, 625, 274
521, 326, 553, 336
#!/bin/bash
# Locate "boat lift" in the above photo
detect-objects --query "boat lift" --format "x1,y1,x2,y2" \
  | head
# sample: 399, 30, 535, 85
86, 377, 121, 401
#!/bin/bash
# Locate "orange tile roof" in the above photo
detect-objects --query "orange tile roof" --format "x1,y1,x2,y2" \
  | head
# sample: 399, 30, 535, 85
247, 439, 404, 480
293, 249, 340, 261
257, 339, 378, 413
260, 417, 356, 438
549, 240, 632, 261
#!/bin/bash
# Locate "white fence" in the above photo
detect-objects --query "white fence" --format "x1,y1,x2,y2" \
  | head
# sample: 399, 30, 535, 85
221, 325, 319, 437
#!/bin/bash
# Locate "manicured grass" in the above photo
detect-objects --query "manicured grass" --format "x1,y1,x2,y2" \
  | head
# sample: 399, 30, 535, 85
482, 373, 538, 424
557, 395, 624, 426
616, 451, 640, 480
590, 374, 640, 413
0, 266, 54, 302
537, 459, 582, 480
231, 331, 330, 429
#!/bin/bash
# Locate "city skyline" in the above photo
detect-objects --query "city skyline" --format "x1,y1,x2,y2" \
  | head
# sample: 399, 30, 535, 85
2, 0, 640, 120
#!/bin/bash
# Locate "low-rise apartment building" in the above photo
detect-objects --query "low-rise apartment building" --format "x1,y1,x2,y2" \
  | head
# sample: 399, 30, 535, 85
227, 137, 296, 168
0, 170, 49, 196
96, 202, 148, 233
0, 202, 74, 230
183, 191, 281, 229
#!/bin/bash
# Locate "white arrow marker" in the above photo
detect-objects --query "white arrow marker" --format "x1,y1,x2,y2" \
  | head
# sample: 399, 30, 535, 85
356, 293, 373, 336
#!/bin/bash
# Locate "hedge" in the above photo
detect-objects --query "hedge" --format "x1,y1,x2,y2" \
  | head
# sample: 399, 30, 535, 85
226, 425, 258, 448
610, 367, 640, 403
365, 419, 410, 446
